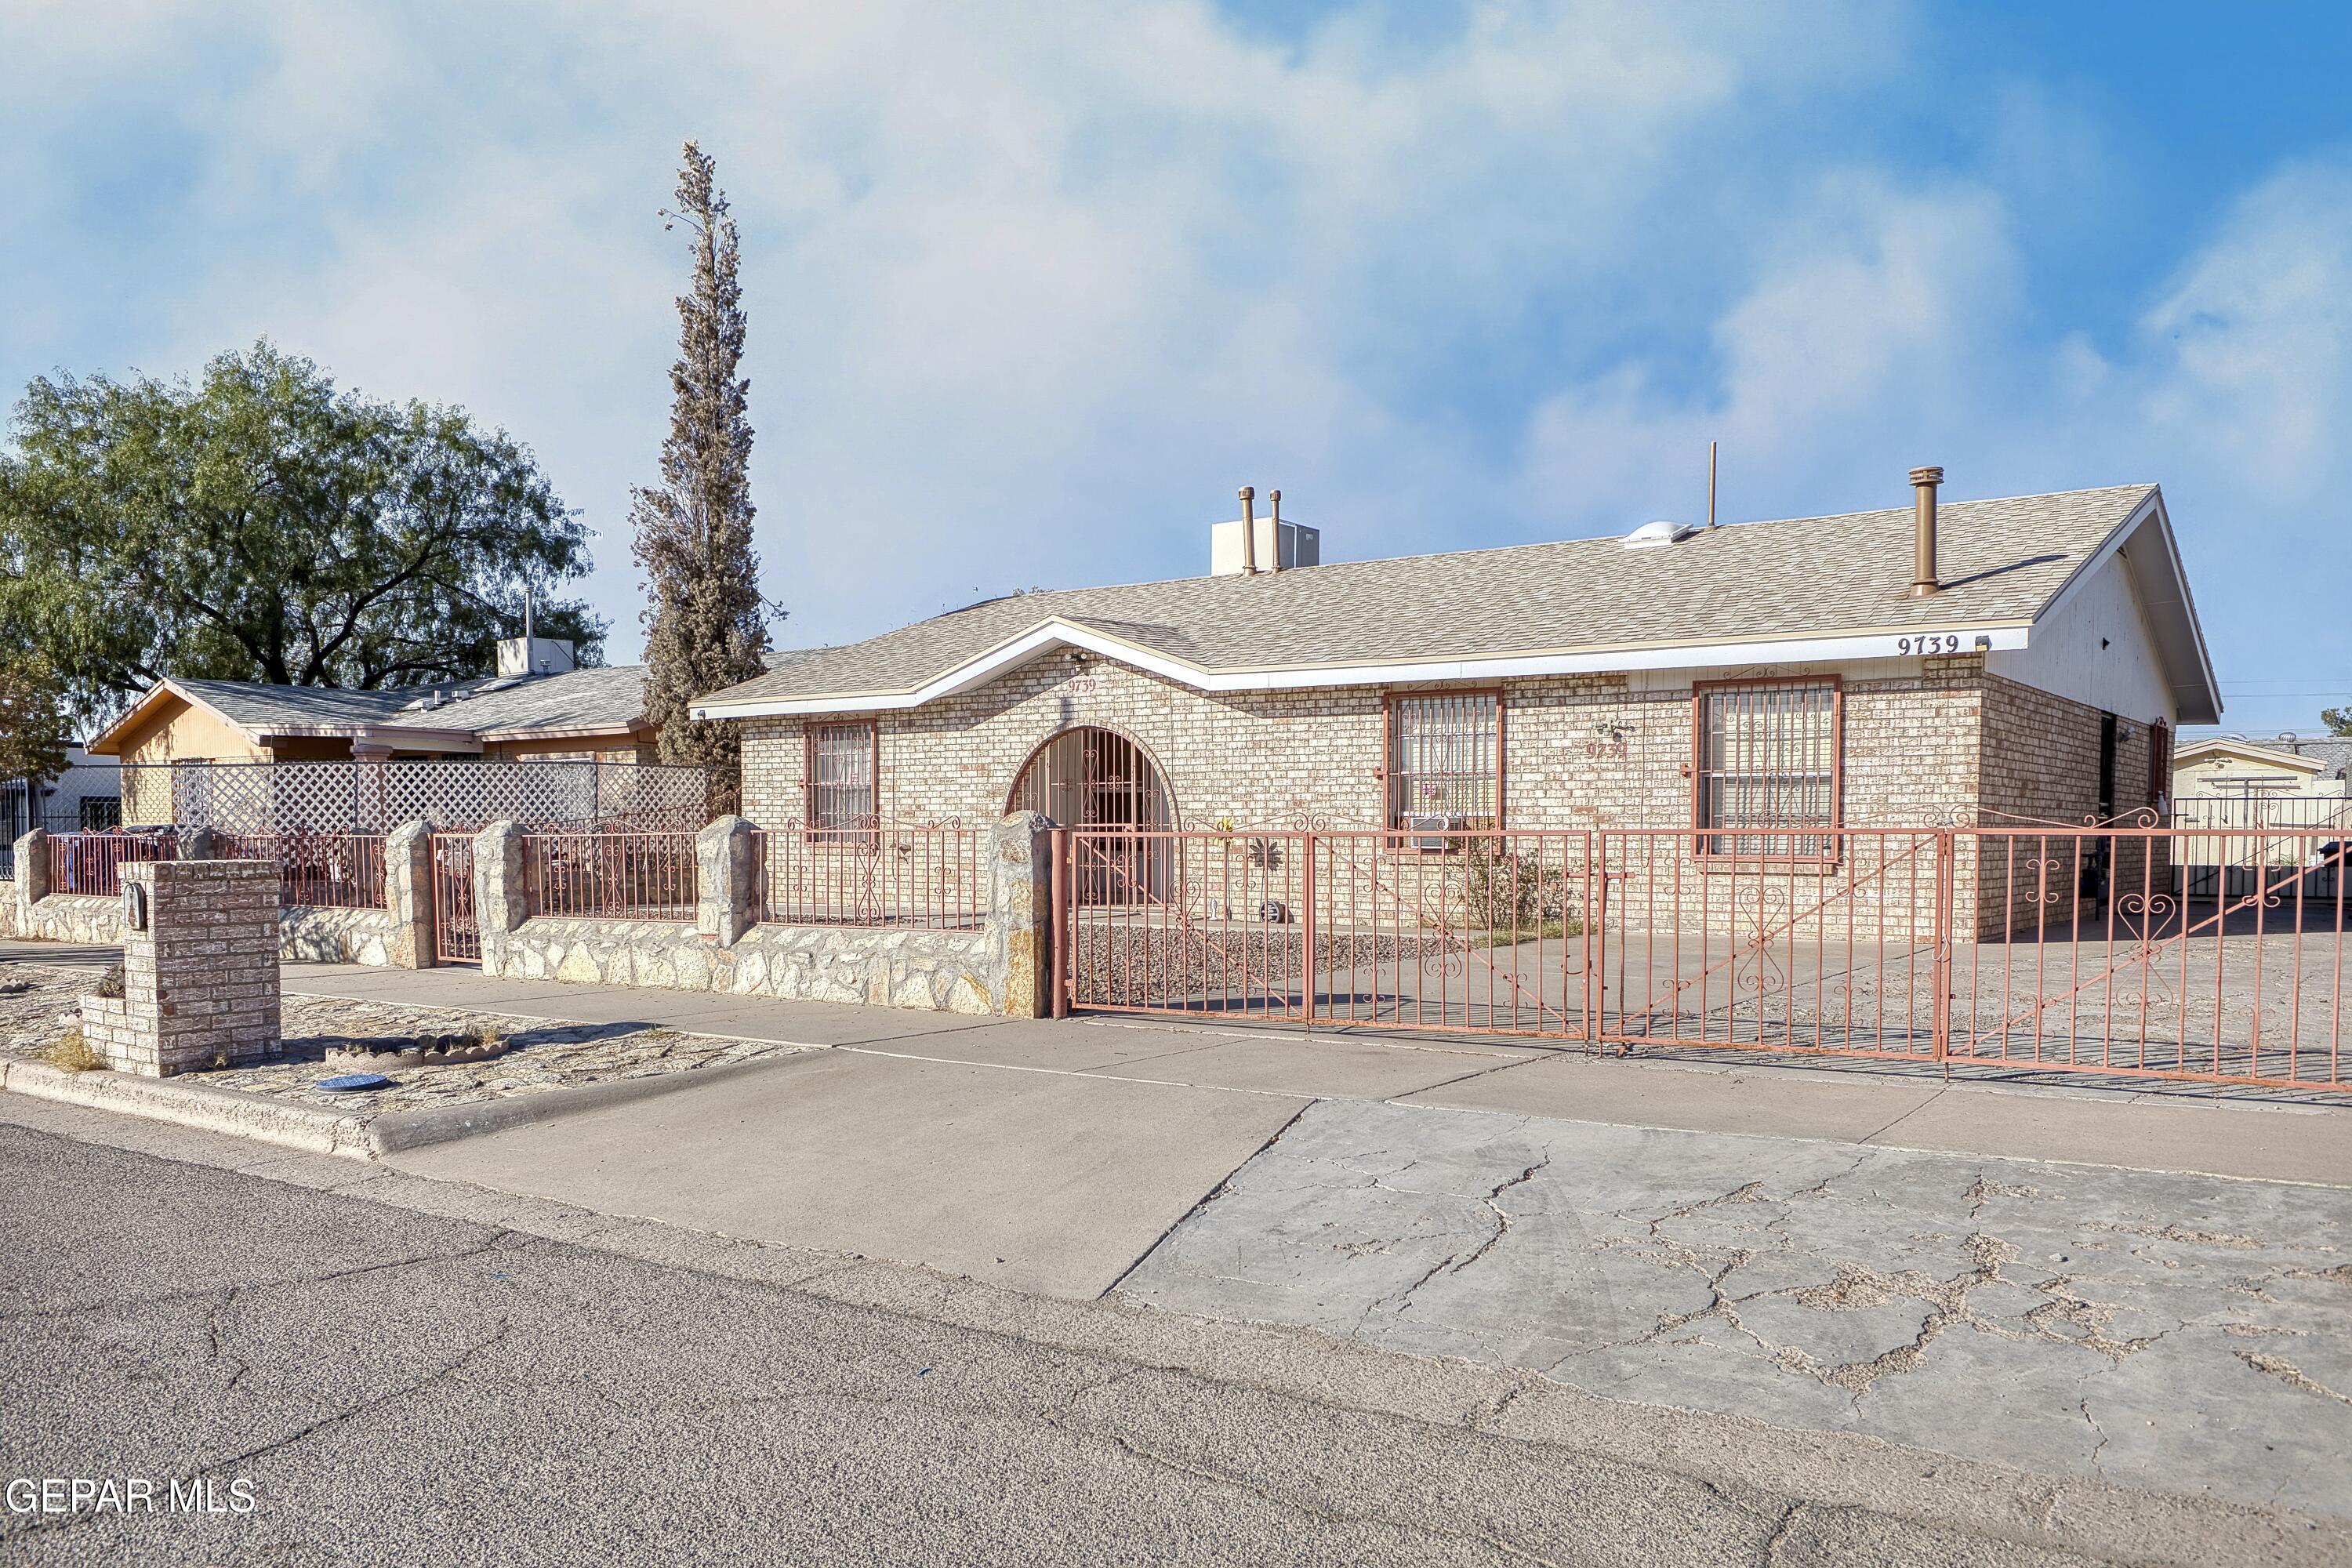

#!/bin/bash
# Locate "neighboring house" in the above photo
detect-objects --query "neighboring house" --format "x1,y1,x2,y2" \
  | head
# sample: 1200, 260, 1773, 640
87, 639, 650, 769
85, 639, 655, 825
2170, 735, 2352, 825
692, 473, 2219, 853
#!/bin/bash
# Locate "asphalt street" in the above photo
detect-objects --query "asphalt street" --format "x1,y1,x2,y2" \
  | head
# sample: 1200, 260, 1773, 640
4, 1102, 2347, 1566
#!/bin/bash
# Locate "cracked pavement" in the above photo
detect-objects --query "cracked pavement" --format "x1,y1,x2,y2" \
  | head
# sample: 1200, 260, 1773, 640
10, 1108, 2350, 1563
1120, 1099, 2352, 1521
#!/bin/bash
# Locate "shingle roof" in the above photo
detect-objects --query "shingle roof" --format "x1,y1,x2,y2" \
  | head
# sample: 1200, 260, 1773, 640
408, 665, 648, 734
171, 679, 424, 728
704, 485, 2160, 706
2256, 737, 2352, 779
168, 666, 649, 739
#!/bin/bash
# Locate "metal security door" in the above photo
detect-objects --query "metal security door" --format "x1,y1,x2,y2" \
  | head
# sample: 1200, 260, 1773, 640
430, 832, 480, 964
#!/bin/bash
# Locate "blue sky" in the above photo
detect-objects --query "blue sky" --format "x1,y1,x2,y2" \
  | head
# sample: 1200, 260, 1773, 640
5, 1, 2350, 735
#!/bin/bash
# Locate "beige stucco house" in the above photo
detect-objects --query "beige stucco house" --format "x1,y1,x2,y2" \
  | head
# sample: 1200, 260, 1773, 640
85, 640, 659, 823
2171, 735, 2352, 814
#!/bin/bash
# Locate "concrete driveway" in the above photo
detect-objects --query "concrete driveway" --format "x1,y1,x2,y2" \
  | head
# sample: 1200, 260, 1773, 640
390, 1046, 1316, 1298
1122, 1098, 2352, 1521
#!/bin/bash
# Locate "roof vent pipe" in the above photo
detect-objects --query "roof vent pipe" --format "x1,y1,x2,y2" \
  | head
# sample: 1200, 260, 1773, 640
1908, 466, 1943, 598
1268, 489, 1283, 571
1238, 486, 1258, 575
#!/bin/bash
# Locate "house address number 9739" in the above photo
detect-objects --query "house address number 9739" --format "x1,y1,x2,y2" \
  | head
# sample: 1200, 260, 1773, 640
1896, 633, 1987, 656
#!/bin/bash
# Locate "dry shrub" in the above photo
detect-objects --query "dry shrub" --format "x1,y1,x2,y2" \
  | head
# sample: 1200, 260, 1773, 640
44, 1027, 103, 1073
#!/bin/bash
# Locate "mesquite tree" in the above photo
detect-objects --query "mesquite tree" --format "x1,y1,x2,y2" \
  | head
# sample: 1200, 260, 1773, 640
633, 141, 771, 789
0, 342, 600, 726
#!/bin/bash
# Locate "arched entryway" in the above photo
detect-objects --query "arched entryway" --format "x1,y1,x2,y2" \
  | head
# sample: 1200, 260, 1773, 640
1008, 728, 1174, 903
1007, 727, 1174, 830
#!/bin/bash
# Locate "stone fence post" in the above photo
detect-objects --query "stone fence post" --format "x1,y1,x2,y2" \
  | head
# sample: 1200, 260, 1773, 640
383, 819, 435, 968
987, 812, 1054, 1018
695, 815, 757, 946
472, 820, 527, 977
13, 827, 46, 931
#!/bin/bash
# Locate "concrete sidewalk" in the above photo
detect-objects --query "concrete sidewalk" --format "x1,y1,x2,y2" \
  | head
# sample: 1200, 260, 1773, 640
274, 956, 2352, 1189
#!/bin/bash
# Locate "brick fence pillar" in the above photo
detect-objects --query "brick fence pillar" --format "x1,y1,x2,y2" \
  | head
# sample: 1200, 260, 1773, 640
987, 811, 1054, 1018
79, 858, 281, 1077
695, 815, 757, 946
472, 820, 527, 976
383, 819, 435, 968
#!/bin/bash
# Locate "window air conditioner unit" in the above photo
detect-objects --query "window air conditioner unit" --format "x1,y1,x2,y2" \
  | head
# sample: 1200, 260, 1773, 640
1406, 812, 1468, 851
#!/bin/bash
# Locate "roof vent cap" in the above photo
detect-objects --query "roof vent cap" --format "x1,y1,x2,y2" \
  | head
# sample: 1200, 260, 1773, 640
1622, 520, 1698, 550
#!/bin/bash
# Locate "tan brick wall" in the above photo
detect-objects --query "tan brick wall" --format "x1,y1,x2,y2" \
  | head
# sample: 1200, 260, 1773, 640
735, 652, 2170, 946
1969, 674, 2164, 936
86, 858, 282, 1076
741, 655, 1995, 837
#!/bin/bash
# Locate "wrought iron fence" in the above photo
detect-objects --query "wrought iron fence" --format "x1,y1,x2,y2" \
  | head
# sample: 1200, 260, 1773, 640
213, 832, 387, 911
44, 829, 179, 898
1058, 823, 2352, 1093
752, 819, 985, 931
521, 830, 699, 921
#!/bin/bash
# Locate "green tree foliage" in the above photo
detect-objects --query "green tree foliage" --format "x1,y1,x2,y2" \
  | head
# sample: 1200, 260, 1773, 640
632, 141, 772, 788
0, 342, 601, 725
0, 655, 71, 782
2325, 706, 2352, 738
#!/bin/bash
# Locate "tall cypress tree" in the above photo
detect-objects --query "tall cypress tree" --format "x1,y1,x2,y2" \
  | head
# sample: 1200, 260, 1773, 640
633, 140, 771, 790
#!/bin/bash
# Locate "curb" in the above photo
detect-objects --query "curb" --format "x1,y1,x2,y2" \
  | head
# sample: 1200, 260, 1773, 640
0, 1057, 375, 1158
363, 1052, 811, 1153
0, 1048, 818, 1161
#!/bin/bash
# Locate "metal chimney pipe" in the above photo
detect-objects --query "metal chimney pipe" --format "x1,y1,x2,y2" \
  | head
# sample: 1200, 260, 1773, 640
1238, 485, 1258, 575
1268, 489, 1283, 571
1707, 441, 1718, 529
1908, 466, 1944, 598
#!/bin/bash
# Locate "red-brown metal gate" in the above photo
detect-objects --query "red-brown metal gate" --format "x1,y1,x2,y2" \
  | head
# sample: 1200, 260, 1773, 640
1052, 824, 2352, 1094
430, 832, 480, 964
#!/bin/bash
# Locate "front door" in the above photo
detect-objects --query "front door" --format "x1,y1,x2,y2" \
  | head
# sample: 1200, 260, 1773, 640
1010, 728, 1174, 903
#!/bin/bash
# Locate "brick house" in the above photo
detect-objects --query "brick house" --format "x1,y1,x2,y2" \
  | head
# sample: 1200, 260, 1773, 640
695, 472, 2219, 935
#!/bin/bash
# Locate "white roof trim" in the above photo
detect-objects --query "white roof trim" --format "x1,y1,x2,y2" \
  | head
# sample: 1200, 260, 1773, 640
691, 618, 2035, 719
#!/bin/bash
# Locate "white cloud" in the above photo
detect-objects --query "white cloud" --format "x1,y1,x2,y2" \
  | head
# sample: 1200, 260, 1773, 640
3, 0, 2350, 735
2136, 158, 2352, 506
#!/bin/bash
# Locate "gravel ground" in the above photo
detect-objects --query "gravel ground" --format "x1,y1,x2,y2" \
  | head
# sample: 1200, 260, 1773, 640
0, 963, 799, 1114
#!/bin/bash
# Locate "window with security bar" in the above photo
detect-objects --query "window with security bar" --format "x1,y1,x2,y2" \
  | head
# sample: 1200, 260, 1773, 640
1693, 680, 1840, 857
1389, 692, 1501, 828
805, 722, 878, 843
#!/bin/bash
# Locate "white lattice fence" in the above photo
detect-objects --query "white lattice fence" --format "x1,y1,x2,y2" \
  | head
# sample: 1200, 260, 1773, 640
122, 760, 713, 833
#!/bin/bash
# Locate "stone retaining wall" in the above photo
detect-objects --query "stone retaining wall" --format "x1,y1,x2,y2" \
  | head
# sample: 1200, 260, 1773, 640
20, 892, 124, 945
279, 906, 404, 966
474, 812, 1053, 1017
494, 918, 996, 1014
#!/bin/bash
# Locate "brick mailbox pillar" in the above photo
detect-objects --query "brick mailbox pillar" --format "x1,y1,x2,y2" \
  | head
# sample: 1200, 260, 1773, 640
78, 859, 283, 1077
